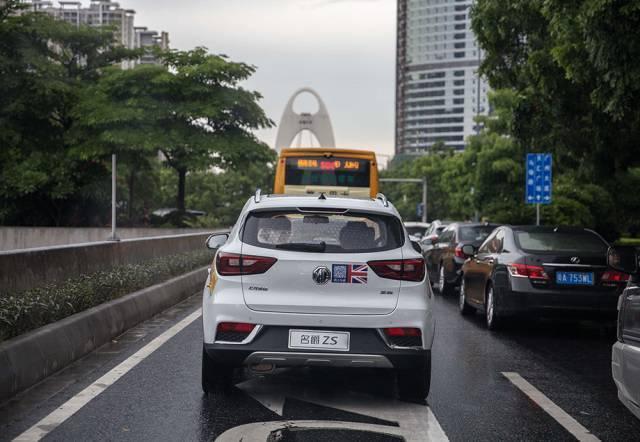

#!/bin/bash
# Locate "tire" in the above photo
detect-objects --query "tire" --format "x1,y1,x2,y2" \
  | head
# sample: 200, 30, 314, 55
397, 355, 431, 401
438, 264, 452, 295
485, 283, 501, 330
202, 347, 234, 395
458, 276, 473, 316
427, 264, 436, 289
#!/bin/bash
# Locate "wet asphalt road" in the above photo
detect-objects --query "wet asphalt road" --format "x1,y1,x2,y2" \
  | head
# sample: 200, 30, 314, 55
1, 289, 640, 441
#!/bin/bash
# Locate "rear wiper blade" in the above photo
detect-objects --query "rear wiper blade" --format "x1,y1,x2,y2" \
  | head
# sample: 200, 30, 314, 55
275, 241, 326, 252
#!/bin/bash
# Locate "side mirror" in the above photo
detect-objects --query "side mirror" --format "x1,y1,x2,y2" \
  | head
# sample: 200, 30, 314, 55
461, 244, 476, 258
205, 233, 229, 250
607, 246, 638, 274
411, 240, 422, 253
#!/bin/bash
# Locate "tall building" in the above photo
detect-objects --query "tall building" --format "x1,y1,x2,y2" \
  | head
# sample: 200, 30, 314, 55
19, 0, 169, 67
134, 27, 170, 65
395, 0, 490, 155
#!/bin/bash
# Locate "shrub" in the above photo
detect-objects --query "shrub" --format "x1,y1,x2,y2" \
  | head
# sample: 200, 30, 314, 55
0, 249, 213, 342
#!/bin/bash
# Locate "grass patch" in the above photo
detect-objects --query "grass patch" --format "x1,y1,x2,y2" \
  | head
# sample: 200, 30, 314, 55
0, 249, 213, 342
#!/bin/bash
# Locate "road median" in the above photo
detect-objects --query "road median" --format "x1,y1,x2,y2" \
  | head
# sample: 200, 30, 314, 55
0, 266, 208, 404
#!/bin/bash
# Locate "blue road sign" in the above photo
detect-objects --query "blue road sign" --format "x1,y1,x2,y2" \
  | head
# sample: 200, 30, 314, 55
525, 153, 552, 205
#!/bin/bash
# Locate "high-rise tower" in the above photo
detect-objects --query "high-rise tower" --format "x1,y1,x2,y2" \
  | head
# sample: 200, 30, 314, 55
395, 0, 489, 155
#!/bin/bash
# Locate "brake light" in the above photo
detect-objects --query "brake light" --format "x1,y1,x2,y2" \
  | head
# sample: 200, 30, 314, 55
455, 245, 465, 258
217, 322, 256, 334
368, 258, 425, 281
601, 270, 630, 283
384, 327, 421, 337
215, 252, 277, 276
507, 263, 549, 280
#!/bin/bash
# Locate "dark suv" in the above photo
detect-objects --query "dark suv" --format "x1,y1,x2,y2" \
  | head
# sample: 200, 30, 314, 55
424, 222, 499, 294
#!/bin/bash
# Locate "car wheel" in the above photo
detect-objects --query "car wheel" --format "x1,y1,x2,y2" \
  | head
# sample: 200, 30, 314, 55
439, 264, 452, 295
202, 347, 234, 395
459, 276, 473, 316
397, 355, 431, 401
485, 283, 501, 330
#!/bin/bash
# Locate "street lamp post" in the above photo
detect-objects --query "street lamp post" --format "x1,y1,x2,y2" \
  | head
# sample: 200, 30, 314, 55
379, 177, 428, 223
108, 153, 120, 241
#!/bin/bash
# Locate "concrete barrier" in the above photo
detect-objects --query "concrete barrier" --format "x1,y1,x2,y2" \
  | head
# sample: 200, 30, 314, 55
0, 232, 217, 294
0, 266, 208, 403
0, 227, 212, 251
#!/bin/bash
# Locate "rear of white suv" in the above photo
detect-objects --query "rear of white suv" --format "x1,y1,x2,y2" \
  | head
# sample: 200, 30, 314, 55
202, 194, 434, 399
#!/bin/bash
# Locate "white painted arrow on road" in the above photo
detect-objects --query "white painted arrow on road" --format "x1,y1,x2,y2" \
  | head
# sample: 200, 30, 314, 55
224, 374, 449, 442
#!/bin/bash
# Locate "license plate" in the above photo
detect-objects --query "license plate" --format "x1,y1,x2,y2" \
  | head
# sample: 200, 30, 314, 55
555, 271, 594, 286
288, 329, 350, 351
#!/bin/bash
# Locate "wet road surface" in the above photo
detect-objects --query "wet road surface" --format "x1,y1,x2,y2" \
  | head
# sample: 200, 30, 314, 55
1, 289, 639, 441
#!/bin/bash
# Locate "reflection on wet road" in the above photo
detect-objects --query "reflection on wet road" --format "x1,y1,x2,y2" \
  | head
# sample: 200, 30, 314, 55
2, 292, 639, 441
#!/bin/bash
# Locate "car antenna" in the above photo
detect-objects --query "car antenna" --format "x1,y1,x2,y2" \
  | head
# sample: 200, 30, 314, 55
318, 192, 327, 200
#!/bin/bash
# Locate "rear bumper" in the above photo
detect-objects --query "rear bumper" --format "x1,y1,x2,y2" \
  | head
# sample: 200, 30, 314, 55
497, 278, 620, 318
204, 326, 429, 370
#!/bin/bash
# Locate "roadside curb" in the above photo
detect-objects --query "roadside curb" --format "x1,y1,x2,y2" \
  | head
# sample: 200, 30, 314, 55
0, 266, 208, 403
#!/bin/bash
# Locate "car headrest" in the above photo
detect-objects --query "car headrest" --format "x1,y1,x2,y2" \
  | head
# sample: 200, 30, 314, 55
340, 221, 375, 250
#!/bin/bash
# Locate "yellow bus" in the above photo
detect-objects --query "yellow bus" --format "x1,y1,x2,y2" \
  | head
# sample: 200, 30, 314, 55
273, 148, 379, 198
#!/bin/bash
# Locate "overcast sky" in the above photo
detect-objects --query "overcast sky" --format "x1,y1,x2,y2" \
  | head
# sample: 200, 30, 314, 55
128, 0, 396, 165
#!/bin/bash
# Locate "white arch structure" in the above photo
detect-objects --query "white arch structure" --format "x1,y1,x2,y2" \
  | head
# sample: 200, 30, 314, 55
274, 87, 336, 151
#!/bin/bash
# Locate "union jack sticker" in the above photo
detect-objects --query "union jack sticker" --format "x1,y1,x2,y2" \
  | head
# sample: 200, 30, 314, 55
332, 264, 368, 284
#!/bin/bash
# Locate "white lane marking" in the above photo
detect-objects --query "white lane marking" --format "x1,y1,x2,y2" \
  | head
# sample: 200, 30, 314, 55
502, 372, 600, 442
13, 309, 202, 442
237, 376, 449, 442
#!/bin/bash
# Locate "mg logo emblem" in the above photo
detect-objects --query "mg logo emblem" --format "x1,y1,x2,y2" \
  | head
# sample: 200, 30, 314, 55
570, 256, 581, 264
312, 266, 331, 285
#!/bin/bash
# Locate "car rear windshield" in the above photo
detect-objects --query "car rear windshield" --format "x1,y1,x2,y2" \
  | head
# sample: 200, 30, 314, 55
242, 210, 404, 253
406, 226, 427, 236
459, 225, 496, 242
514, 230, 608, 253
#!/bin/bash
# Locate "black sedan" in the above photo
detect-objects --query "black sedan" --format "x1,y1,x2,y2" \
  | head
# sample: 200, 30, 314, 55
459, 225, 628, 329
424, 222, 499, 294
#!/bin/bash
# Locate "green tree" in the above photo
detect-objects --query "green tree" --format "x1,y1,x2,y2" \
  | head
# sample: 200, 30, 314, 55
471, 0, 640, 236
76, 48, 274, 219
0, 1, 137, 225
384, 87, 621, 238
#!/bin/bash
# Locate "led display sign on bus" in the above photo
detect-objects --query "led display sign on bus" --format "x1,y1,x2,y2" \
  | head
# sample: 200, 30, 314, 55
295, 159, 362, 171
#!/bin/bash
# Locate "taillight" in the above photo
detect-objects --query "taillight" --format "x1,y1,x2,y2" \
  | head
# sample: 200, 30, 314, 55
455, 245, 465, 258
217, 322, 256, 334
383, 327, 423, 347
215, 252, 277, 276
601, 270, 630, 283
368, 258, 425, 282
507, 263, 549, 280
383, 327, 421, 337
216, 322, 256, 342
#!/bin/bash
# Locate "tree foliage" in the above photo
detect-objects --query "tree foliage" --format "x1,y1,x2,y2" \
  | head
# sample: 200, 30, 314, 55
468, 0, 640, 237
0, 2, 275, 228
75, 48, 275, 216
0, 1, 137, 225
383, 89, 621, 240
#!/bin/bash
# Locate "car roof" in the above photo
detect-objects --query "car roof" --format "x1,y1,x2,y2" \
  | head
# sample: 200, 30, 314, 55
509, 225, 594, 233
450, 222, 500, 229
404, 221, 430, 227
244, 194, 400, 216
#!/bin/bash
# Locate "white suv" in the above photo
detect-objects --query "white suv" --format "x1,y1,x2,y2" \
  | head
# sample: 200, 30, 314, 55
202, 193, 435, 399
